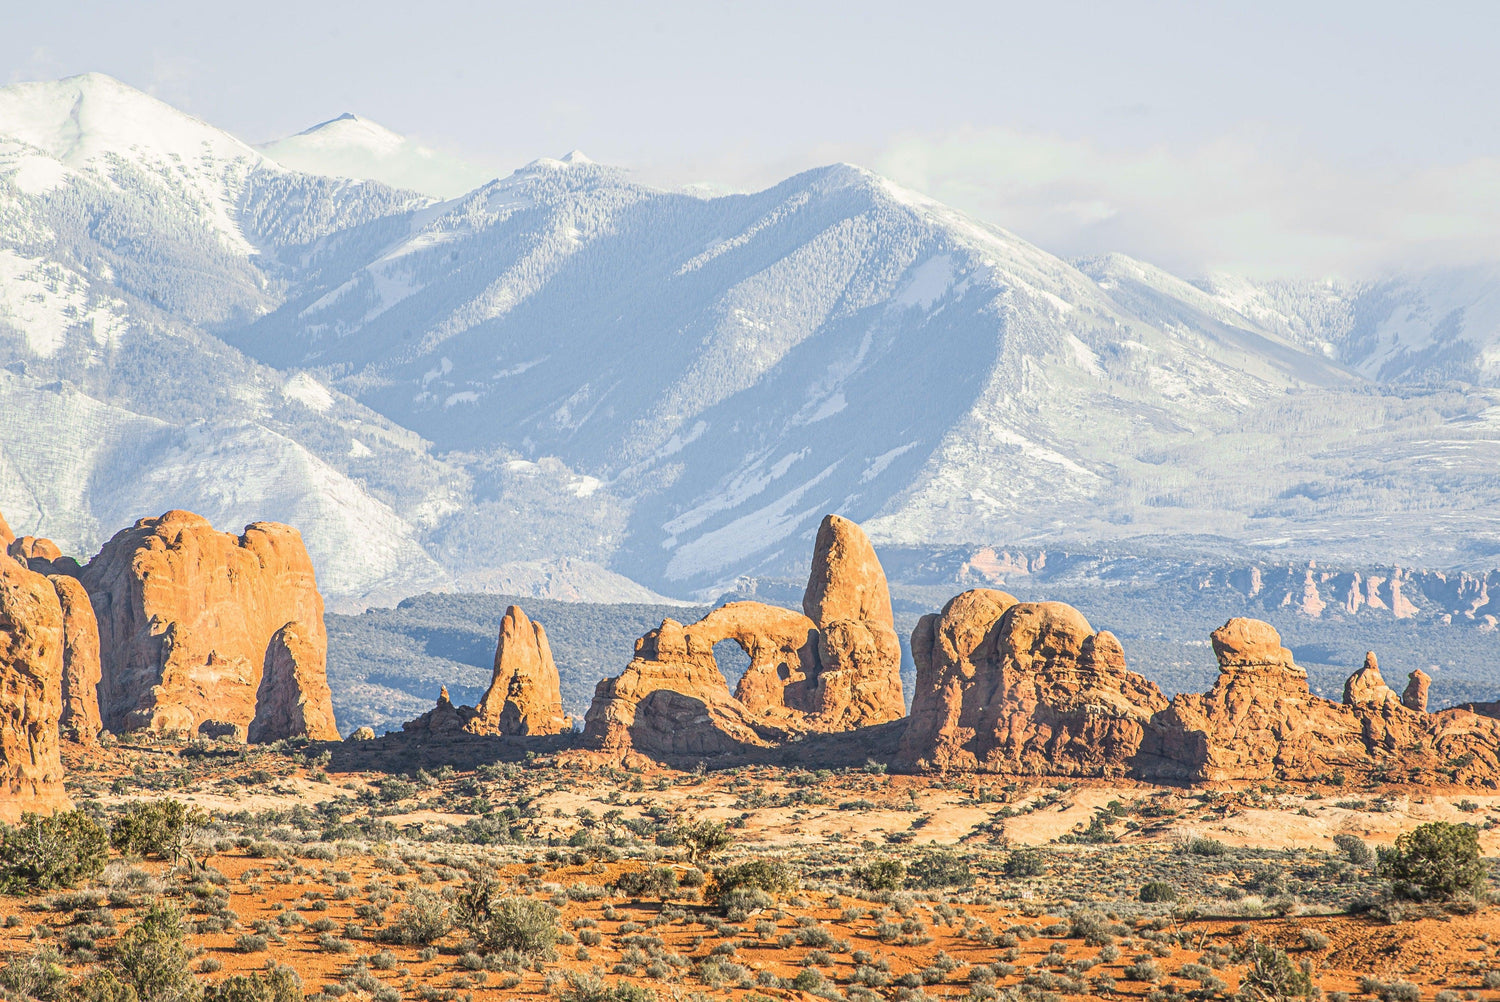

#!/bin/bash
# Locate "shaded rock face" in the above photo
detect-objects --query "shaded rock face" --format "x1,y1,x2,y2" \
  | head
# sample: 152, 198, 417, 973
8, 536, 81, 578
249, 621, 339, 743
583, 515, 904, 760
81, 510, 334, 741
1343, 652, 1400, 707
898, 593, 1168, 775
1403, 669, 1431, 712
49, 575, 102, 744
0, 554, 69, 819
469, 606, 570, 736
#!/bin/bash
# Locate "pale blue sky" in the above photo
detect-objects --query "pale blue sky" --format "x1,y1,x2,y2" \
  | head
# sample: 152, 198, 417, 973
7, 1, 1499, 277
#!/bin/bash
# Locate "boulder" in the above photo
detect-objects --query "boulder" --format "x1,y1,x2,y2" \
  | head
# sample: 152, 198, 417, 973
469, 606, 570, 736
81, 510, 332, 740
49, 575, 102, 744
1343, 652, 1400, 707
897, 595, 1168, 775
8, 536, 81, 578
0, 554, 69, 819
347, 726, 376, 741
248, 621, 340, 743
1403, 669, 1431, 712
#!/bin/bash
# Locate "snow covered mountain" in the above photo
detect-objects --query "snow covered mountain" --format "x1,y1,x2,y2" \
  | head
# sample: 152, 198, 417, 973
257, 113, 496, 200
1, 74, 1497, 609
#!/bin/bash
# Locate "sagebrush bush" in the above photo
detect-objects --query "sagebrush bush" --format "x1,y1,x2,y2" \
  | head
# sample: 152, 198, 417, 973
0, 811, 108, 893
382, 889, 450, 946
453, 880, 557, 955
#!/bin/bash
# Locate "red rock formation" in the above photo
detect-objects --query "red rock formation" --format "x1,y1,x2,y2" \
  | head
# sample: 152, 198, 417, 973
404, 687, 477, 736
583, 515, 905, 760
81, 510, 332, 741
249, 622, 339, 742
49, 575, 102, 744
469, 606, 570, 736
1403, 669, 1431, 712
7, 536, 81, 578
0, 553, 69, 819
583, 618, 771, 757
1343, 652, 1399, 707
0, 510, 13, 549
898, 594, 1168, 775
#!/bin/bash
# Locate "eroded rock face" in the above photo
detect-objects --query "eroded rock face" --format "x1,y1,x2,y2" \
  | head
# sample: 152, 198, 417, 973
469, 606, 570, 736
0, 510, 13, 549
1343, 652, 1400, 707
0, 554, 69, 819
898, 594, 1168, 775
50, 575, 102, 744
1403, 669, 1432, 712
584, 514, 904, 761
403, 687, 477, 736
583, 618, 772, 757
8, 536, 81, 578
82, 510, 332, 741
249, 621, 339, 743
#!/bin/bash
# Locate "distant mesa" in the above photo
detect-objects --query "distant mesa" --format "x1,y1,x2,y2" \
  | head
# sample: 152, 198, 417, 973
582, 514, 905, 759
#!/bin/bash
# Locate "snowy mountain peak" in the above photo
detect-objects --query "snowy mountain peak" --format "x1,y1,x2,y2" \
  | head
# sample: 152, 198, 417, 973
258, 112, 496, 199
0, 72, 265, 170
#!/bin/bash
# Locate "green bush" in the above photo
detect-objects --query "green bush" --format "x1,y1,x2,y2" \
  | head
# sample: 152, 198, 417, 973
613, 867, 679, 901
69, 970, 140, 1002
112, 905, 202, 1002
1333, 833, 1373, 867
555, 973, 656, 1002
851, 860, 905, 891
675, 821, 733, 865
110, 801, 204, 862
202, 966, 302, 1002
1238, 940, 1313, 998
0, 948, 67, 1001
907, 851, 972, 889
1138, 881, 1177, 903
1377, 821, 1487, 901
1002, 849, 1046, 878
0, 812, 108, 894
711, 860, 795, 912
452, 881, 556, 955
382, 889, 450, 946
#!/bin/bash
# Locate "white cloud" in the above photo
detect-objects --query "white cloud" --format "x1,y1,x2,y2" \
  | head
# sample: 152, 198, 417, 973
870, 126, 1500, 280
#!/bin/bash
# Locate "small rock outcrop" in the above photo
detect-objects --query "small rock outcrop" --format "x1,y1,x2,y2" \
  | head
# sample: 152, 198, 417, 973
404, 687, 478, 736
81, 510, 334, 741
347, 726, 376, 741
1343, 652, 1400, 707
249, 622, 340, 743
583, 515, 904, 760
469, 606, 570, 736
898, 593, 1168, 775
7, 536, 81, 578
1403, 669, 1431, 712
0, 553, 70, 819
50, 575, 102, 743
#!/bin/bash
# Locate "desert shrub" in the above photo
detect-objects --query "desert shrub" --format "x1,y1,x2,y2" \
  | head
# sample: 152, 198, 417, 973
676, 821, 733, 865
0, 812, 109, 893
1377, 822, 1487, 901
555, 973, 656, 1002
1138, 881, 1177, 903
382, 889, 450, 946
907, 851, 972, 889
1333, 833, 1373, 866
233, 935, 267, 953
852, 860, 905, 891
69, 970, 139, 1002
1300, 928, 1330, 951
1239, 940, 1313, 999
711, 860, 795, 908
453, 882, 556, 955
113, 905, 202, 1002
0, 948, 68, 1001
111, 801, 204, 862
614, 868, 679, 901
1002, 849, 1045, 879
202, 966, 302, 1002
1185, 837, 1228, 857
